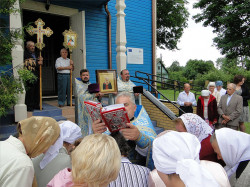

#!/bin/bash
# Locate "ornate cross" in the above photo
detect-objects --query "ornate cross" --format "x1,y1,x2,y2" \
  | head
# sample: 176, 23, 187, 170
26, 18, 53, 51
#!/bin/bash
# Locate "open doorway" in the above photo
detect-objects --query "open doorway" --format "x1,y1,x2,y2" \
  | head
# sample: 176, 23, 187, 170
22, 10, 70, 96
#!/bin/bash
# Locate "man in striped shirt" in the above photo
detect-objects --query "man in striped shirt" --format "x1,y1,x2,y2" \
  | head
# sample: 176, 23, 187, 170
109, 132, 150, 187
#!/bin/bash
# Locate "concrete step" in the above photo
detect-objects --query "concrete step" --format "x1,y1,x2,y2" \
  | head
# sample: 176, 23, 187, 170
0, 125, 17, 141
53, 115, 67, 121
62, 106, 75, 116
32, 103, 62, 117
0, 110, 14, 125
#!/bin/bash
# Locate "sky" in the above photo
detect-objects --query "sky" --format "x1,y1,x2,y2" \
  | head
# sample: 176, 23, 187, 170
157, 0, 224, 67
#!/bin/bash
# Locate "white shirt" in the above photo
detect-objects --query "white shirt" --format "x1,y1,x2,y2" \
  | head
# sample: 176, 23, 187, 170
117, 77, 136, 93
227, 94, 234, 106
0, 136, 34, 187
215, 88, 227, 96
177, 91, 197, 106
55, 57, 70, 74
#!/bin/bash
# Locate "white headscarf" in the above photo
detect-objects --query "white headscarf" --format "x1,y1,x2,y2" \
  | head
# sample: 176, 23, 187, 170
201, 90, 210, 96
153, 131, 219, 187
179, 113, 213, 142
207, 82, 216, 90
40, 121, 82, 169
215, 128, 250, 177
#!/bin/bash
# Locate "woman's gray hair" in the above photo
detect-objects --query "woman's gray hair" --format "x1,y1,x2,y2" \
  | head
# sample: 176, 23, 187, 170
116, 92, 135, 105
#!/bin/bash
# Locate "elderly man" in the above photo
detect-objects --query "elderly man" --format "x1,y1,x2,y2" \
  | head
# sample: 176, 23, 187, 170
217, 83, 243, 130
24, 41, 43, 111
55, 48, 74, 107
93, 92, 156, 170
177, 83, 197, 116
117, 69, 140, 104
75, 69, 102, 136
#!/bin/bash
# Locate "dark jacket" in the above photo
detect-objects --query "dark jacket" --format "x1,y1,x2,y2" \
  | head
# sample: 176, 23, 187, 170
24, 50, 40, 76
241, 84, 249, 106
197, 95, 218, 123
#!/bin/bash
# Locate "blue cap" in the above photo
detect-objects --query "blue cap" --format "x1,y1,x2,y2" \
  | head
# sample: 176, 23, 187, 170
216, 81, 223, 86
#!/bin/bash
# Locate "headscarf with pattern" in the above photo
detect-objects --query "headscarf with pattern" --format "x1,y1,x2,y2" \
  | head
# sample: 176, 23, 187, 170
179, 113, 213, 142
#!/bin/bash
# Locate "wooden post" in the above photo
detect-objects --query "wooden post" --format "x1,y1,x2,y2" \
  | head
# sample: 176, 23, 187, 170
39, 50, 42, 110
70, 53, 73, 106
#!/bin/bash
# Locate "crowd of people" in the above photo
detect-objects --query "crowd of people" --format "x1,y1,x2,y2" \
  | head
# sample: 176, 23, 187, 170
178, 76, 249, 132
1, 55, 250, 187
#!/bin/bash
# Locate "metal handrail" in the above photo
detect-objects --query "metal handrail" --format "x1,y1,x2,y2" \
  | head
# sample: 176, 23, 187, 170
132, 71, 204, 100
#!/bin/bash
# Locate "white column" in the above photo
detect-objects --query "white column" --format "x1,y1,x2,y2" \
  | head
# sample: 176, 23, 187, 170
10, 0, 27, 122
116, 0, 127, 74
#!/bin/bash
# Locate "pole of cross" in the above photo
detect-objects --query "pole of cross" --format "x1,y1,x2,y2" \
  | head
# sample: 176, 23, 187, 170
63, 28, 78, 107
26, 18, 53, 110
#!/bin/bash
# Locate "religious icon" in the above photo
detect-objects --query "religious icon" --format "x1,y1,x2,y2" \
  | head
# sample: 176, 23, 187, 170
96, 70, 117, 94
63, 28, 77, 52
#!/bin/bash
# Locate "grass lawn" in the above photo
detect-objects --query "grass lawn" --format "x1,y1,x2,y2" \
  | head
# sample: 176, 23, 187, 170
158, 89, 250, 134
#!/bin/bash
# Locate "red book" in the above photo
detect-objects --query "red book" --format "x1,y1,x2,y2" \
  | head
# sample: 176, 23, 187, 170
84, 101, 130, 132
101, 104, 130, 132
84, 100, 102, 122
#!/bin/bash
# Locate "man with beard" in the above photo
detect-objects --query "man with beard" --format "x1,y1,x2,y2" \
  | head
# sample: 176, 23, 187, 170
117, 69, 140, 104
75, 69, 102, 136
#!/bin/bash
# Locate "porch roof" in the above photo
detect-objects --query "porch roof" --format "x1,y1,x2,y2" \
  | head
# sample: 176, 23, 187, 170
35, 0, 110, 7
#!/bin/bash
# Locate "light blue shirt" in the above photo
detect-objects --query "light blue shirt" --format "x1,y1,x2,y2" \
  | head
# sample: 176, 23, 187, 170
177, 91, 197, 106
226, 93, 234, 106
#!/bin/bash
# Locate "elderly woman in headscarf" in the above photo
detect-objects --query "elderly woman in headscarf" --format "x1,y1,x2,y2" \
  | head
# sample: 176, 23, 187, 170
211, 128, 250, 187
207, 81, 221, 105
174, 113, 221, 163
215, 81, 227, 96
0, 116, 60, 187
152, 131, 230, 187
32, 121, 82, 187
197, 90, 219, 127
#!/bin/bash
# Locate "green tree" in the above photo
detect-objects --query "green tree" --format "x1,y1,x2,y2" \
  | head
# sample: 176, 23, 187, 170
193, 0, 250, 59
184, 59, 215, 80
167, 60, 184, 72
0, 0, 36, 117
157, 0, 189, 50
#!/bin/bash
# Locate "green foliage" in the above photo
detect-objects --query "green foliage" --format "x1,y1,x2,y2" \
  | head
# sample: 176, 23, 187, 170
193, 0, 250, 59
168, 71, 188, 83
167, 61, 184, 72
17, 68, 37, 85
0, 75, 22, 116
157, 0, 189, 50
0, 0, 35, 117
0, 0, 24, 66
183, 59, 215, 80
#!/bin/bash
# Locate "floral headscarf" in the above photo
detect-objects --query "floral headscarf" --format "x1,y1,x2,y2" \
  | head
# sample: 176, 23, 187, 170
179, 113, 213, 142
18, 116, 60, 158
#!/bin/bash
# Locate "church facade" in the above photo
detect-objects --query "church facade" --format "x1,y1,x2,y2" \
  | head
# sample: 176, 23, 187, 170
4, 0, 156, 96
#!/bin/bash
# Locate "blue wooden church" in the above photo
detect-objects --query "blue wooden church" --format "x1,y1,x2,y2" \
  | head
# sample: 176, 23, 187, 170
6, 0, 156, 96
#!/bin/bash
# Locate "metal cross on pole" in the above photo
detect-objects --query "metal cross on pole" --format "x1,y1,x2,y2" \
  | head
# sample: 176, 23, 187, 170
26, 18, 53, 110
63, 27, 78, 106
